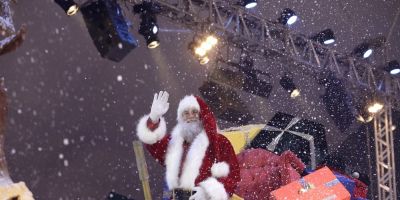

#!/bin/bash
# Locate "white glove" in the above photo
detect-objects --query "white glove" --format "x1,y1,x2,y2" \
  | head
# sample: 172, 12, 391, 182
149, 91, 169, 123
189, 187, 209, 200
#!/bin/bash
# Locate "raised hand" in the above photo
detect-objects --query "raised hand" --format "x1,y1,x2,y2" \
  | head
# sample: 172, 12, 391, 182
149, 91, 169, 123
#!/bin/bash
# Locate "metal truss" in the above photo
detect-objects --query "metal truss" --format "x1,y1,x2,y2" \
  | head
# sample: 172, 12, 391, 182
131, 0, 400, 108
126, 0, 399, 199
374, 95, 397, 200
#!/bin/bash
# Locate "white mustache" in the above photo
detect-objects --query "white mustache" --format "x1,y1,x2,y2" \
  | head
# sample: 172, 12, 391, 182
185, 119, 199, 123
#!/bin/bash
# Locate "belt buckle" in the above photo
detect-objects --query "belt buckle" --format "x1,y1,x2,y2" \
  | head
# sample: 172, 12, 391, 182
172, 188, 193, 200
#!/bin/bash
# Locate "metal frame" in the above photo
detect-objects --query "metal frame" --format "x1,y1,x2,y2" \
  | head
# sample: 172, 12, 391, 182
125, 0, 399, 199
374, 82, 397, 200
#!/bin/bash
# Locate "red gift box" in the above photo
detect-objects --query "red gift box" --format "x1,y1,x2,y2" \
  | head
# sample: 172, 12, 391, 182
271, 167, 351, 200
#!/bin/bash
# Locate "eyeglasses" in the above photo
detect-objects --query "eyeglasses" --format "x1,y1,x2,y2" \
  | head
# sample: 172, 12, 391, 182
182, 108, 199, 121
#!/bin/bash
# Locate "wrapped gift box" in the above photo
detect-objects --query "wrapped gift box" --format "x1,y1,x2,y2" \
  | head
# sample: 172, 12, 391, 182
221, 124, 265, 154
334, 172, 368, 200
271, 167, 351, 200
250, 112, 328, 169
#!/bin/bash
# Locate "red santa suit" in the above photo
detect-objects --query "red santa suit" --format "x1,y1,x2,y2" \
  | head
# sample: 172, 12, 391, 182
136, 95, 240, 200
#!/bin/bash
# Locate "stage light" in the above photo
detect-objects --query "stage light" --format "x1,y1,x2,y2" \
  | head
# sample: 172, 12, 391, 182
311, 29, 335, 45
356, 113, 374, 123
195, 46, 207, 57
152, 25, 158, 34
279, 8, 298, 25
146, 35, 160, 49
199, 56, 210, 65
55, 0, 79, 16
367, 102, 383, 113
290, 89, 300, 98
363, 49, 373, 58
138, 19, 159, 49
134, 2, 160, 49
355, 102, 374, 123
205, 36, 218, 46
353, 43, 373, 59
243, 0, 257, 9
356, 102, 383, 123
189, 35, 218, 65
81, 0, 138, 62
385, 60, 400, 75
279, 75, 300, 98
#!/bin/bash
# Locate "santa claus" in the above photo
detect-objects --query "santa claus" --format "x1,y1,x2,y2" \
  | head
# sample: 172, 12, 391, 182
136, 91, 240, 200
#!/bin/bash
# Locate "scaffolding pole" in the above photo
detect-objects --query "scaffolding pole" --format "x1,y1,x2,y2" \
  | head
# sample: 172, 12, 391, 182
133, 140, 153, 200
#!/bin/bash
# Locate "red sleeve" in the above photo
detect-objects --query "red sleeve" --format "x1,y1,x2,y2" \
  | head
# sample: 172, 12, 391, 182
145, 135, 170, 166
215, 135, 241, 196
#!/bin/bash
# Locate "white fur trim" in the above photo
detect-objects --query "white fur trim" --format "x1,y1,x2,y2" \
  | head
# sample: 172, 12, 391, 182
177, 95, 200, 123
165, 125, 184, 189
179, 131, 209, 188
199, 177, 229, 200
136, 114, 167, 144
211, 162, 230, 178
165, 124, 209, 190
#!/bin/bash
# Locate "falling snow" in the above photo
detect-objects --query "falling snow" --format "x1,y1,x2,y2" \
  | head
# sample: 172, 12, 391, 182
0, 0, 398, 199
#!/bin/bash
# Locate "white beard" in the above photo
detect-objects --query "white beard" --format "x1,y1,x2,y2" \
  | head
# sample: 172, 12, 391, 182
180, 121, 203, 143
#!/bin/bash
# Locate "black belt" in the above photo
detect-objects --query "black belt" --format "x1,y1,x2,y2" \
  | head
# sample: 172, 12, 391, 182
172, 189, 193, 200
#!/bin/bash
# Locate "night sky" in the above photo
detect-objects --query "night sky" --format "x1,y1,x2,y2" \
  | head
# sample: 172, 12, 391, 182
0, 0, 399, 199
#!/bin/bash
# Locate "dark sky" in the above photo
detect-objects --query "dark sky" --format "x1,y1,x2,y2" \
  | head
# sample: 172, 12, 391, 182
0, 0, 399, 199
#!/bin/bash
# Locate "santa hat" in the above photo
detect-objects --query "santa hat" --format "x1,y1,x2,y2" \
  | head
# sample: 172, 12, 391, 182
176, 95, 219, 152
176, 95, 201, 123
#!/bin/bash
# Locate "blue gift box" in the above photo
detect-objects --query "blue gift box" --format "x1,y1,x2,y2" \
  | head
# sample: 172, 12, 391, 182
334, 172, 356, 199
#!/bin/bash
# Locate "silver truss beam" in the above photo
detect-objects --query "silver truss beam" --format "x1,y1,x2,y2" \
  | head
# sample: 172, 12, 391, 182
126, 1, 399, 199
139, 0, 400, 109
374, 94, 397, 200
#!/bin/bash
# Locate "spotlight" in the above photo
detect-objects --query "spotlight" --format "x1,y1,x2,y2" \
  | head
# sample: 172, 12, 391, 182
311, 29, 335, 45
356, 113, 374, 123
279, 8, 298, 25
134, 2, 160, 49
243, 0, 257, 9
194, 46, 207, 57
385, 60, 400, 75
353, 43, 373, 58
189, 35, 218, 65
146, 35, 160, 49
367, 102, 384, 113
363, 49, 373, 58
355, 103, 374, 123
80, 0, 138, 62
55, 0, 79, 16
355, 104, 374, 123
199, 56, 210, 65
138, 16, 160, 49
279, 75, 300, 98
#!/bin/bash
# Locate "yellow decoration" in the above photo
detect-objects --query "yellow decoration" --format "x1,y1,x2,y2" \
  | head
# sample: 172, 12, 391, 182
0, 181, 34, 200
221, 124, 264, 154
230, 193, 244, 200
